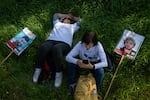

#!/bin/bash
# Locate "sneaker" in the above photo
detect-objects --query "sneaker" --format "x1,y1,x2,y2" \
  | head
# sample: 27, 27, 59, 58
32, 68, 41, 83
54, 72, 62, 87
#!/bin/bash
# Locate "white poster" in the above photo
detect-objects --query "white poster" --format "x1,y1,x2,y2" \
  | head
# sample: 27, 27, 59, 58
6, 27, 36, 56
114, 29, 145, 59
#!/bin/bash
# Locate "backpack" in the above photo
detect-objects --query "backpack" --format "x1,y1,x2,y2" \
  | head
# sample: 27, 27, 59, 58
95, 44, 114, 72
104, 51, 114, 72
38, 61, 51, 82
38, 60, 58, 83
74, 73, 101, 100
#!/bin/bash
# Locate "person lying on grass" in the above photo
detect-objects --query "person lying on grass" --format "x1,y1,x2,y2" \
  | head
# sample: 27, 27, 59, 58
32, 13, 82, 87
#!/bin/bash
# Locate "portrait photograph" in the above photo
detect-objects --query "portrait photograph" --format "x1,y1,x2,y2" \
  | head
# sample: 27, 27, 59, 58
114, 29, 145, 59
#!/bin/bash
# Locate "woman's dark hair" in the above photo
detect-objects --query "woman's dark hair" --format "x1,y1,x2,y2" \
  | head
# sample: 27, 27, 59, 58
61, 18, 75, 24
81, 31, 98, 46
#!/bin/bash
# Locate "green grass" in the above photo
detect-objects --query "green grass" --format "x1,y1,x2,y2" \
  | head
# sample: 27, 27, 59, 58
0, 0, 150, 100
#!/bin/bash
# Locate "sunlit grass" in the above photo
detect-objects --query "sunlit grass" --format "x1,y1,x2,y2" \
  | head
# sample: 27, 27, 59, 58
0, 0, 150, 100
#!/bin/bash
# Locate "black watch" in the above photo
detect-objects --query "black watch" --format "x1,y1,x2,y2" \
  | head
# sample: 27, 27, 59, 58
93, 65, 95, 69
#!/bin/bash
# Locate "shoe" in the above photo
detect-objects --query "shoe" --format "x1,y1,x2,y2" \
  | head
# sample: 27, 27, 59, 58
32, 68, 41, 83
54, 72, 62, 87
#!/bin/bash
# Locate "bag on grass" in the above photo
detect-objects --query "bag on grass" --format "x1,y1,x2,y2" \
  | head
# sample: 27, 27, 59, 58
104, 52, 114, 72
38, 61, 51, 82
74, 73, 101, 100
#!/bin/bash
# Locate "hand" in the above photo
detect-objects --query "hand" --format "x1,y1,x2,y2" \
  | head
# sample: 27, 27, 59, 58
57, 13, 73, 19
77, 60, 93, 69
67, 13, 73, 19
77, 60, 83, 67
67, 14, 79, 22
85, 61, 94, 69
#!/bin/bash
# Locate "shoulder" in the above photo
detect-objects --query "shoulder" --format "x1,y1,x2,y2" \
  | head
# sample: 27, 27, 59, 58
97, 41, 102, 45
96, 42, 103, 47
94, 42, 105, 51
53, 19, 61, 24
73, 41, 84, 49
76, 41, 82, 46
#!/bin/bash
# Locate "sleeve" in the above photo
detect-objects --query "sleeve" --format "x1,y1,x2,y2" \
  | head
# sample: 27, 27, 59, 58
72, 23, 80, 32
66, 41, 81, 64
53, 13, 60, 25
94, 42, 108, 69
75, 17, 82, 25
72, 17, 82, 32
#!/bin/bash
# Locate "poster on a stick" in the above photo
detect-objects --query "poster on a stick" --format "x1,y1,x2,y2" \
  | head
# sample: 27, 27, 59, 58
114, 29, 145, 59
6, 27, 36, 56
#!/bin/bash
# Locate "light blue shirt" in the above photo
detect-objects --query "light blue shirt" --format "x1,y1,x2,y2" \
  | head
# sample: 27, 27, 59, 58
66, 41, 108, 69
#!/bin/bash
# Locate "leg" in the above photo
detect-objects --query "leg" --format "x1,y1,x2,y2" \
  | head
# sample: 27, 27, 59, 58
47, 52, 55, 80
51, 42, 70, 87
35, 40, 55, 68
52, 42, 70, 72
67, 62, 78, 85
94, 68, 104, 90
67, 62, 78, 95
33, 40, 54, 83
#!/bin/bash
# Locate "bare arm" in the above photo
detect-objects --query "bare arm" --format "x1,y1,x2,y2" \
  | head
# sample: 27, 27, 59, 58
53, 13, 81, 23
72, 16, 81, 22
53, 13, 72, 20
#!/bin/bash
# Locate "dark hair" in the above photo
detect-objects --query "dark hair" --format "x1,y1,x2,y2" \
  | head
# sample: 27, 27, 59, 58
81, 31, 98, 46
61, 17, 74, 24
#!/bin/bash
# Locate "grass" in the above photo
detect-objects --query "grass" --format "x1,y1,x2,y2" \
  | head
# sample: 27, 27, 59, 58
0, 0, 150, 100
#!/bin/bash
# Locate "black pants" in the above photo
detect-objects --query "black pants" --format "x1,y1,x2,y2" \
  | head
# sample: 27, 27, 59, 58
35, 40, 70, 72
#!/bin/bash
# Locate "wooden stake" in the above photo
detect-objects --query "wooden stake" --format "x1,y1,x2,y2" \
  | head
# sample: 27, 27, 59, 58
103, 55, 125, 100
0, 50, 14, 67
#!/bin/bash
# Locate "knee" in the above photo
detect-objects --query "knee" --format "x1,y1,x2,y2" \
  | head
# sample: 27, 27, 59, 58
52, 46, 62, 55
67, 62, 76, 68
95, 68, 104, 77
39, 44, 49, 52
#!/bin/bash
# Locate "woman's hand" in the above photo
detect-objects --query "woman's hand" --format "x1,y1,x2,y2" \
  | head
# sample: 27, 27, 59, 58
84, 61, 94, 69
77, 60, 94, 69
66, 14, 73, 19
